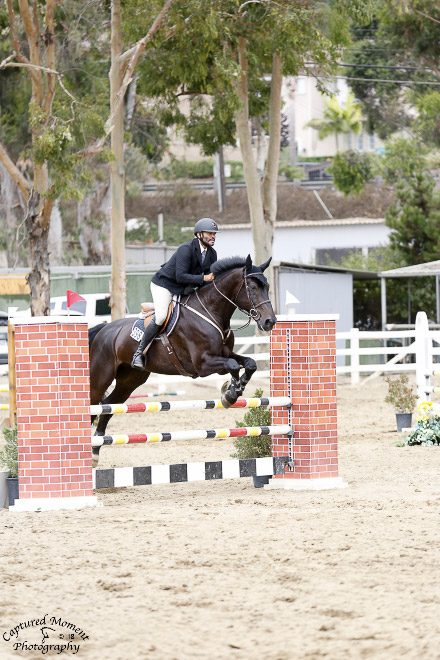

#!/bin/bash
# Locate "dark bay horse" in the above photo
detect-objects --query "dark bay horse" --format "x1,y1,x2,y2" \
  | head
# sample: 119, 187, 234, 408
88, 255, 276, 465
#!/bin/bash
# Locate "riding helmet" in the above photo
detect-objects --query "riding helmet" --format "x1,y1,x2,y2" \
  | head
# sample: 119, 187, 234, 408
194, 218, 219, 235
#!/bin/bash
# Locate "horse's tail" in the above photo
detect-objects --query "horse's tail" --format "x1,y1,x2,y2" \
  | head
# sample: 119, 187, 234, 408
88, 323, 107, 350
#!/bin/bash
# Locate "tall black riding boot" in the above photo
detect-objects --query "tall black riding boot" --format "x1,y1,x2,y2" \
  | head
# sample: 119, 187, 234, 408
131, 319, 162, 371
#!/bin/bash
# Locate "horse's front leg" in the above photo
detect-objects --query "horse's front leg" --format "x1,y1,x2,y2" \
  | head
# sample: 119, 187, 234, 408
229, 352, 257, 398
196, 354, 243, 408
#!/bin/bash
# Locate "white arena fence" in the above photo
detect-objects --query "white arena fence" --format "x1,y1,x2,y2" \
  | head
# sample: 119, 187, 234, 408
2, 317, 440, 389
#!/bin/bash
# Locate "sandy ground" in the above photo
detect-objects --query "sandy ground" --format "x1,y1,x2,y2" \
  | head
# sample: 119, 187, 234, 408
1, 372, 440, 660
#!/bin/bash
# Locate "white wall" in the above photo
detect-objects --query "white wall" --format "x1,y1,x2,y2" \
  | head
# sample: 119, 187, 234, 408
215, 221, 391, 265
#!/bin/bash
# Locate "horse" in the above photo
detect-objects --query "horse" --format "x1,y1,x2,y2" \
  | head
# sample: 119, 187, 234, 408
88, 255, 276, 466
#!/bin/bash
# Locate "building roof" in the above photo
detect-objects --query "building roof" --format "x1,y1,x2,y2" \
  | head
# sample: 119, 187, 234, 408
278, 261, 378, 280
380, 260, 440, 278
182, 217, 386, 232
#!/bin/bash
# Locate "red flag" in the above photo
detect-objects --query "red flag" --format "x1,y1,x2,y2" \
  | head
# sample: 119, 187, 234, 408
66, 290, 86, 308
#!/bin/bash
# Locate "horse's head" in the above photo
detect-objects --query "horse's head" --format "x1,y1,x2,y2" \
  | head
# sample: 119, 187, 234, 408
239, 255, 277, 332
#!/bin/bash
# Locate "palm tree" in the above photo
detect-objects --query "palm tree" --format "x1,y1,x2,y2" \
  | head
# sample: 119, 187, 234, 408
306, 91, 363, 152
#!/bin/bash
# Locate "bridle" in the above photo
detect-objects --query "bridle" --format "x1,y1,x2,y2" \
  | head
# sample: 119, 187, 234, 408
212, 266, 271, 322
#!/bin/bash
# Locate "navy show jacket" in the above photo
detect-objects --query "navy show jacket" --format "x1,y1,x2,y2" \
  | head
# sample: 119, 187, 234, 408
152, 238, 217, 294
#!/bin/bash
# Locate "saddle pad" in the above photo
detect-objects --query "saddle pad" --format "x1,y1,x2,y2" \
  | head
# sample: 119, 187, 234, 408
130, 300, 181, 343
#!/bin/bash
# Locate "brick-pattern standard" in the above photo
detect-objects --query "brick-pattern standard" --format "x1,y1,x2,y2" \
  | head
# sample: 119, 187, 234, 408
270, 318, 339, 484
14, 321, 93, 502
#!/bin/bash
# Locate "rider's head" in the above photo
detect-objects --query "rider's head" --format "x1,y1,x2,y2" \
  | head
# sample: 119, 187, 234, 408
194, 217, 219, 249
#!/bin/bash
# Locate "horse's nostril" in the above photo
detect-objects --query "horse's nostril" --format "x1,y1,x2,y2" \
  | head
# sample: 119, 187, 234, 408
264, 319, 274, 331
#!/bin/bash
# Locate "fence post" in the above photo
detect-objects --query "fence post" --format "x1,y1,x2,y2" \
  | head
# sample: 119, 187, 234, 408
415, 311, 432, 405
267, 314, 347, 491
9, 317, 97, 512
350, 328, 360, 386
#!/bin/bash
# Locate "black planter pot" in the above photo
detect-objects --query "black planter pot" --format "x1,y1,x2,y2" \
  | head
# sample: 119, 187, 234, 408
252, 474, 271, 488
396, 413, 412, 433
7, 477, 19, 507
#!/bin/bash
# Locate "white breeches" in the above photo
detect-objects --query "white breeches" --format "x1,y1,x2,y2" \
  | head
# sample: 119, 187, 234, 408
150, 282, 173, 325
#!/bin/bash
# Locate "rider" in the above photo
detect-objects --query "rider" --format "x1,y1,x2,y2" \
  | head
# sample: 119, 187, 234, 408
131, 217, 219, 370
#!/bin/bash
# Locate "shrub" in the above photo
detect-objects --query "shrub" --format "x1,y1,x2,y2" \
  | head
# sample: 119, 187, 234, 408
0, 425, 18, 478
407, 403, 440, 445
384, 374, 417, 413
329, 151, 376, 196
230, 388, 272, 459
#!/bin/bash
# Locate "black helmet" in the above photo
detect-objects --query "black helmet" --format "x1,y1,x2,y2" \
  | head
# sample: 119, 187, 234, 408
194, 218, 219, 235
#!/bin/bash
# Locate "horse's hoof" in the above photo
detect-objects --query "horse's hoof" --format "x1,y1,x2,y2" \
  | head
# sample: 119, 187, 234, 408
221, 387, 237, 409
221, 381, 230, 395
92, 455, 99, 468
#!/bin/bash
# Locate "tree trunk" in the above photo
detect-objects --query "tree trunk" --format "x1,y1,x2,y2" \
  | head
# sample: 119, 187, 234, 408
287, 77, 297, 166
233, 38, 266, 266
110, 0, 127, 320
25, 189, 50, 316
255, 116, 266, 176
48, 200, 62, 266
261, 53, 282, 288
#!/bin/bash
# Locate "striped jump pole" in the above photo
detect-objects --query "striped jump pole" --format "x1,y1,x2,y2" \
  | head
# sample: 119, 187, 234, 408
94, 456, 290, 489
0, 385, 8, 393
91, 396, 291, 415
92, 424, 292, 446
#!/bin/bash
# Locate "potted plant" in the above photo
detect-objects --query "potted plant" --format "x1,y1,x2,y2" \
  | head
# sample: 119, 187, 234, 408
0, 424, 19, 507
385, 374, 417, 432
406, 402, 440, 446
231, 388, 272, 487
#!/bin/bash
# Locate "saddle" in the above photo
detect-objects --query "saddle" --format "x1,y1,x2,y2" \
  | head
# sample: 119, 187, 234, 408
138, 299, 194, 378
140, 301, 174, 331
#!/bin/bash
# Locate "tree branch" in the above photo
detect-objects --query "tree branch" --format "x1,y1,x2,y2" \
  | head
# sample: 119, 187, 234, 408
104, 0, 176, 135
408, 3, 440, 24
43, 0, 56, 120
0, 140, 31, 200
17, 0, 43, 105
6, 0, 40, 87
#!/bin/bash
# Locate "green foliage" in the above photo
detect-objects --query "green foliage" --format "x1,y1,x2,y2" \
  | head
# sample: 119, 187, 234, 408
382, 138, 440, 265
385, 374, 417, 414
154, 159, 214, 180
230, 389, 272, 459
227, 162, 244, 182
407, 403, 440, 446
278, 163, 305, 181
329, 151, 376, 196
0, 425, 18, 478
344, 2, 440, 142
413, 92, 440, 149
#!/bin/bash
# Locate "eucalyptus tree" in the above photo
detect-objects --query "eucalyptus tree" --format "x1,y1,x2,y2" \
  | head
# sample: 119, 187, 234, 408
131, 0, 373, 286
0, 0, 111, 314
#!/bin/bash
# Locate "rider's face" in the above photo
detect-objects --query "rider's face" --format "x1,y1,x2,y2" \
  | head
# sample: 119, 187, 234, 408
198, 232, 216, 248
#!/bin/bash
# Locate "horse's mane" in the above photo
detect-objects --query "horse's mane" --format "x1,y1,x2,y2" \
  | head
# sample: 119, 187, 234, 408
210, 256, 246, 277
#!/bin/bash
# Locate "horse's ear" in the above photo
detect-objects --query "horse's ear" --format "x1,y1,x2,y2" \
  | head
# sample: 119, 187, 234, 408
245, 255, 253, 273
259, 257, 272, 272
